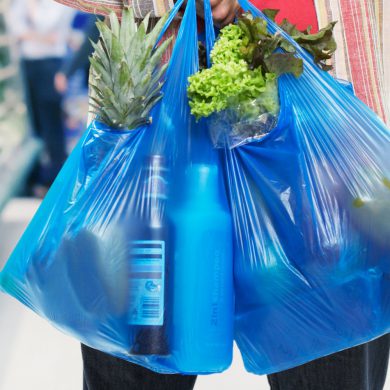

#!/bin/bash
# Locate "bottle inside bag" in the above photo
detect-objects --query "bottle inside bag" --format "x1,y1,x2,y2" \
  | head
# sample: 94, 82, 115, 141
129, 155, 170, 356
171, 164, 234, 372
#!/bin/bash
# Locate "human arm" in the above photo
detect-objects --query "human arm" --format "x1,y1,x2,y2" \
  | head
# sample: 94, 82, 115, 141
55, 0, 239, 26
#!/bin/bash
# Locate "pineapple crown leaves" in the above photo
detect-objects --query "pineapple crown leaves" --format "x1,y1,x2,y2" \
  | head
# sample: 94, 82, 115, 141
89, 7, 172, 130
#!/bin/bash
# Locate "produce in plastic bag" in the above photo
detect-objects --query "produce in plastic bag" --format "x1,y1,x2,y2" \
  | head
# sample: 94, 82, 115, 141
216, 0, 389, 375
188, 11, 336, 148
1, 0, 389, 377
0, 0, 234, 374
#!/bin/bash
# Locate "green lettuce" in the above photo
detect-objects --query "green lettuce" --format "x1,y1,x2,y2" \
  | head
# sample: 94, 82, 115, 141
188, 12, 336, 121
188, 60, 271, 119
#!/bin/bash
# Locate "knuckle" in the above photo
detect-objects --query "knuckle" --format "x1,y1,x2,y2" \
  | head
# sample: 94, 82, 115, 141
212, 4, 229, 21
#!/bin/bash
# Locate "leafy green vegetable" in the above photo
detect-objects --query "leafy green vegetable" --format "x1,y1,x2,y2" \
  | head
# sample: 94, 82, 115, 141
262, 9, 279, 21
210, 24, 247, 64
231, 73, 279, 118
188, 10, 337, 122
264, 9, 337, 71
264, 53, 303, 77
188, 60, 271, 119
235, 13, 303, 75
189, 20, 279, 119
188, 13, 296, 120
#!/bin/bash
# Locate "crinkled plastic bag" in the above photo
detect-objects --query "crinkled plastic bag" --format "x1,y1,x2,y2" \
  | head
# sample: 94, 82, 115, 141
224, 0, 390, 375
0, 0, 234, 374
1, 0, 389, 377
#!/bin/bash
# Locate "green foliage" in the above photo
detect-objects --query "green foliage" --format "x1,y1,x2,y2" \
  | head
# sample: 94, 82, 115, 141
265, 9, 337, 71
210, 24, 246, 64
89, 7, 172, 130
188, 11, 337, 121
236, 13, 304, 77
188, 60, 272, 119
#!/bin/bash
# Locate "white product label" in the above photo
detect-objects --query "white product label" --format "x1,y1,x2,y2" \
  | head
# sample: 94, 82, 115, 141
128, 240, 165, 326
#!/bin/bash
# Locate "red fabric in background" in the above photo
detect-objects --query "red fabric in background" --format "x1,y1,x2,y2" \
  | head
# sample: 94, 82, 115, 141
252, 0, 319, 33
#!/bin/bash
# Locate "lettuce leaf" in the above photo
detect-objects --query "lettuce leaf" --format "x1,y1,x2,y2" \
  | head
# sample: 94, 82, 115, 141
263, 9, 337, 70
188, 10, 337, 121
264, 53, 303, 77
188, 60, 268, 119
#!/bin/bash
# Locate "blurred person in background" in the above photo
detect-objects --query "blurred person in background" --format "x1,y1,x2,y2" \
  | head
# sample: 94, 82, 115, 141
8, 0, 75, 197
54, 14, 102, 95
55, 14, 102, 153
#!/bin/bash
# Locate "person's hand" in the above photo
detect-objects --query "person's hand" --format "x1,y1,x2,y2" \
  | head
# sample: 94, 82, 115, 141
54, 72, 68, 94
210, 0, 240, 27
196, 0, 240, 27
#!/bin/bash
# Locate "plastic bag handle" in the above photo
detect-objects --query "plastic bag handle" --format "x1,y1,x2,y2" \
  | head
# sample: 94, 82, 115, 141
156, 0, 187, 46
203, 0, 216, 67
156, 0, 215, 68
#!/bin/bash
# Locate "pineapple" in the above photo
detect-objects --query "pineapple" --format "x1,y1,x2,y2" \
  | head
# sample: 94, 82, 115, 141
89, 7, 172, 130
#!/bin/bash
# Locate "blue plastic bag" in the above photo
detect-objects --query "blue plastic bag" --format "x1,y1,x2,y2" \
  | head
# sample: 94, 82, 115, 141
222, 0, 390, 375
0, 0, 234, 374
1, 0, 389, 377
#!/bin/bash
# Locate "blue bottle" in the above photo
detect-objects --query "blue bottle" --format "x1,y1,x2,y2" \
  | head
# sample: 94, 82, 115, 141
171, 164, 234, 373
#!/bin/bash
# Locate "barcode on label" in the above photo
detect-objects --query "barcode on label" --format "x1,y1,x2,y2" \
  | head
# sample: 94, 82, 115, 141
142, 297, 161, 319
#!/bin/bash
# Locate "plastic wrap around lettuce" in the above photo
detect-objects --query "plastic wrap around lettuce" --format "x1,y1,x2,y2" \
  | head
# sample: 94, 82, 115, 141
188, 12, 336, 148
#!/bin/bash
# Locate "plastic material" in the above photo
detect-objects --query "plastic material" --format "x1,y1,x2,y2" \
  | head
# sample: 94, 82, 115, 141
225, 0, 390, 375
0, 0, 233, 374
0, 0, 389, 377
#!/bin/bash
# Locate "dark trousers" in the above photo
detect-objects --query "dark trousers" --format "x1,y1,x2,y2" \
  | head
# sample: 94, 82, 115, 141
81, 344, 197, 390
82, 334, 390, 390
267, 335, 390, 390
22, 58, 66, 186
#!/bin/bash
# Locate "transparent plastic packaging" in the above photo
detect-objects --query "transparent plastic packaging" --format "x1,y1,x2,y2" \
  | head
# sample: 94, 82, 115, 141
209, 75, 280, 148
209, 106, 278, 148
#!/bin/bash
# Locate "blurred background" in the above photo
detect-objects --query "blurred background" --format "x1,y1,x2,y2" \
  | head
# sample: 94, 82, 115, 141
0, 0, 91, 200
0, 0, 388, 389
